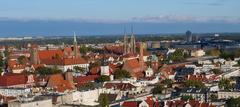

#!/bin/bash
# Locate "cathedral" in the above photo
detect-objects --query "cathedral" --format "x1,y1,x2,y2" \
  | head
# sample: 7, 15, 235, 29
123, 28, 136, 55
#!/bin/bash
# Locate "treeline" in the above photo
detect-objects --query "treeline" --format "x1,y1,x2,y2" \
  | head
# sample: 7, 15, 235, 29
0, 35, 185, 47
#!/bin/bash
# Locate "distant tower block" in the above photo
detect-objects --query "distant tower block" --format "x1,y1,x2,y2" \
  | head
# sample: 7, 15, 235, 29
186, 30, 192, 42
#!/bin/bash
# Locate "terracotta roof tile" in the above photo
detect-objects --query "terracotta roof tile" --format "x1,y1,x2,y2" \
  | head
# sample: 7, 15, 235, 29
104, 83, 136, 91
38, 50, 63, 60
0, 73, 27, 86
41, 57, 88, 65
47, 74, 74, 92
122, 101, 139, 107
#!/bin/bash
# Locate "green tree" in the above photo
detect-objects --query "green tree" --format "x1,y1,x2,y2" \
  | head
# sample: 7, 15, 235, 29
99, 94, 109, 107
169, 49, 185, 62
185, 80, 205, 88
161, 79, 173, 88
220, 51, 235, 60
0, 53, 4, 67
73, 66, 85, 74
113, 69, 131, 79
0, 67, 3, 75
80, 45, 94, 54
36, 67, 62, 75
219, 78, 234, 91
151, 85, 164, 95
210, 69, 222, 75
97, 75, 110, 82
206, 48, 221, 57
89, 61, 101, 69
226, 97, 240, 107
181, 95, 194, 101
209, 94, 218, 101
17, 55, 26, 64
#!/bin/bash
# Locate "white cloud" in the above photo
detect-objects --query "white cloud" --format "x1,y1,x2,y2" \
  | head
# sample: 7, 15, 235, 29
130, 15, 240, 23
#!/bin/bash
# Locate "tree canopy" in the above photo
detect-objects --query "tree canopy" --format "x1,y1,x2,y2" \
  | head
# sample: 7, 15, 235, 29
226, 97, 240, 107
210, 69, 222, 75
206, 48, 221, 57
185, 80, 205, 88
113, 69, 131, 79
73, 66, 85, 73
151, 85, 164, 95
99, 94, 109, 107
36, 66, 62, 75
218, 78, 234, 91
17, 55, 26, 64
181, 95, 194, 101
97, 75, 110, 82
169, 49, 185, 62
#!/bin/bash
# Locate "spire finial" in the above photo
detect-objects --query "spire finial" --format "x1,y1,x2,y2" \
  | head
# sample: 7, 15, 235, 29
124, 26, 127, 36
131, 25, 134, 35
73, 32, 77, 43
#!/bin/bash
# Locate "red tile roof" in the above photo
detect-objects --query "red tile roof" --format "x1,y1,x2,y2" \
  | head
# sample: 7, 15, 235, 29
90, 66, 100, 75
7, 60, 18, 68
104, 83, 136, 91
145, 96, 154, 107
122, 101, 139, 107
0, 73, 27, 87
187, 74, 208, 83
125, 59, 140, 69
47, 74, 75, 92
75, 75, 99, 86
38, 50, 63, 60
41, 57, 88, 65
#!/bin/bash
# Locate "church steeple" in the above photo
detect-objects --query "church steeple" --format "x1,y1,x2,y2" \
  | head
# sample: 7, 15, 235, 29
130, 26, 136, 53
74, 32, 77, 44
73, 32, 79, 58
123, 26, 136, 55
123, 27, 128, 55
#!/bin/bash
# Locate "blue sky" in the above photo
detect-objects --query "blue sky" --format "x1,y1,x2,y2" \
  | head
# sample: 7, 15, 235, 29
0, 0, 239, 22
0, 0, 240, 36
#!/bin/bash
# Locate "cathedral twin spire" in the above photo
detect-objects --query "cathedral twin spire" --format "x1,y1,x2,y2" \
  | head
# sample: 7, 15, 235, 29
123, 26, 136, 55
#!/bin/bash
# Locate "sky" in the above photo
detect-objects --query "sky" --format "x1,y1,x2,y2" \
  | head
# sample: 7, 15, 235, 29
0, 0, 240, 36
